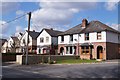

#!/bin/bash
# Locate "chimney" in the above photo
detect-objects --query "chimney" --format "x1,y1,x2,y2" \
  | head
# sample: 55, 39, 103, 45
50, 28, 53, 30
81, 19, 88, 28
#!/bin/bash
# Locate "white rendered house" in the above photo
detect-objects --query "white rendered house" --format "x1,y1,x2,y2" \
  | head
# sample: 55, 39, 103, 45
37, 28, 62, 54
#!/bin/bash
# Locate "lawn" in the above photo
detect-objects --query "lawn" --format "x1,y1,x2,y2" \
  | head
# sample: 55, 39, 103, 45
56, 59, 99, 64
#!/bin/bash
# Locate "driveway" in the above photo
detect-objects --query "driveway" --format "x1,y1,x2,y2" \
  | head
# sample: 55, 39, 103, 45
1, 60, 119, 79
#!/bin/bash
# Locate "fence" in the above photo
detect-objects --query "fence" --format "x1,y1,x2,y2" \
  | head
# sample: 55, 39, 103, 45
2, 53, 22, 62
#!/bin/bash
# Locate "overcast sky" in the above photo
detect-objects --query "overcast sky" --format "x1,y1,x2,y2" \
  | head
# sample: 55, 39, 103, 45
0, 0, 120, 39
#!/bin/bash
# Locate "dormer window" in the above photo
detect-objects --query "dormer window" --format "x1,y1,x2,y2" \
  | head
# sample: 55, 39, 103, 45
97, 32, 102, 40
85, 33, 89, 41
70, 34, 73, 41
61, 35, 64, 42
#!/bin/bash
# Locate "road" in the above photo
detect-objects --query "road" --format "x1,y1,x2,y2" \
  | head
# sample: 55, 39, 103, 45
1, 61, 119, 78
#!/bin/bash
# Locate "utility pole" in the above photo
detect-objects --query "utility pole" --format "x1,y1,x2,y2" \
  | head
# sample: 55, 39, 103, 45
25, 12, 31, 65
78, 34, 80, 56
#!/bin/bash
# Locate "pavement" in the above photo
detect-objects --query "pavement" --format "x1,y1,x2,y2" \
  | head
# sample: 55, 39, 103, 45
1, 59, 120, 79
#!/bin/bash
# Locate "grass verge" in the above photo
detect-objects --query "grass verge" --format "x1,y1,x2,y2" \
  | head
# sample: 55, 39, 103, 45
56, 59, 99, 64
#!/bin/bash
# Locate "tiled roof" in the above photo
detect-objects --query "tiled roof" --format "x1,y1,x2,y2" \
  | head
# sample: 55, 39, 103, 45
27, 31, 40, 40
59, 20, 119, 35
11, 37, 19, 42
0, 39, 7, 46
80, 21, 119, 33
58, 24, 85, 35
42, 28, 63, 37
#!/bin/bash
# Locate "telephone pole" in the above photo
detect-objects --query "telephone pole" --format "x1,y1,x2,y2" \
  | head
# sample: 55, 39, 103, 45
25, 12, 31, 65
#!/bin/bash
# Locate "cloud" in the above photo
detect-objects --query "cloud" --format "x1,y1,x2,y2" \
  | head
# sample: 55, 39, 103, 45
14, 25, 25, 36
105, 0, 119, 11
0, 20, 9, 38
1, 2, 20, 15
31, 2, 97, 31
106, 23, 120, 31
110, 24, 120, 31
16, 10, 24, 16
0, 21, 8, 33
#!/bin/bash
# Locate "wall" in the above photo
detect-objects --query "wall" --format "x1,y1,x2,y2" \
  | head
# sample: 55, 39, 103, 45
106, 42, 120, 59
106, 31, 119, 43
7, 37, 13, 47
79, 31, 106, 43
1, 42, 8, 53
52, 37, 58, 45
20, 31, 32, 47
58, 31, 106, 45
16, 55, 79, 65
37, 30, 51, 46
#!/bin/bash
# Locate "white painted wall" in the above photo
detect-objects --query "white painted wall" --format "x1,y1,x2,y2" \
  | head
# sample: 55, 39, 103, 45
8, 37, 13, 47
79, 31, 106, 43
37, 30, 51, 46
20, 31, 32, 47
1, 42, 8, 53
58, 34, 81, 44
58, 31, 107, 44
37, 30, 51, 54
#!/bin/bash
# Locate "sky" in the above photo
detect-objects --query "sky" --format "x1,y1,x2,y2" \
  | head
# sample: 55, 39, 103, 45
0, 0, 120, 39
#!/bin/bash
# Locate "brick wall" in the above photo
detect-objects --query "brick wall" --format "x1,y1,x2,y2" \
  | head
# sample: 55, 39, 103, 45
106, 42, 120, 59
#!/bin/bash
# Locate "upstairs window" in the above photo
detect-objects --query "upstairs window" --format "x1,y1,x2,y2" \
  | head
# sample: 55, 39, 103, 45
46, 37, 49, 43
40, 37, 44, 43
97, 32, 102, 40
61, 35, 64, 42
85, 33, 89, 41
70, 34, 73, 41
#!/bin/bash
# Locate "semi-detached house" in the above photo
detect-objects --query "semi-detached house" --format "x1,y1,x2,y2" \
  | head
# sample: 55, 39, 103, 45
58, 19, 120, 60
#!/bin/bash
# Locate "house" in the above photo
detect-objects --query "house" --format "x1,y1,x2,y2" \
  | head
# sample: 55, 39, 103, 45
16, 32, 23, 40
6, 36, 20, 53
58, 19, 120, 60
37, 28, 63, 54
20, 30, 40, 53
0, 39, 7, 53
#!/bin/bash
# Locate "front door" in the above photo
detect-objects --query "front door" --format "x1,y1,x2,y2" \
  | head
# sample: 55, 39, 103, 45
97, 46, 103, 59
99, 50, 103, 59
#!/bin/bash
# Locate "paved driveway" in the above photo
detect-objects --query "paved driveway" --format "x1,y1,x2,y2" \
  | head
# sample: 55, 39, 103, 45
1, 61, 119, 78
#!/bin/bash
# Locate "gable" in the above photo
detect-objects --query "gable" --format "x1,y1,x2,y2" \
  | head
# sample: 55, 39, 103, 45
38, 30, 51, 38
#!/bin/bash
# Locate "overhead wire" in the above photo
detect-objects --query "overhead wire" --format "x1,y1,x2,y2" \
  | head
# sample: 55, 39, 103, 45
1, 7, 41, 26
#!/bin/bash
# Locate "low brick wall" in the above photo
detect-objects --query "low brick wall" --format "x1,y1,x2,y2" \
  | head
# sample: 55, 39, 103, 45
16, 55, 79, 65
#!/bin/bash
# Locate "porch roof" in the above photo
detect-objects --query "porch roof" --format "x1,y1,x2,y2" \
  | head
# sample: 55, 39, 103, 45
38, 45, 50, 48
80, 43, 93, 47
65, 44, 76, 47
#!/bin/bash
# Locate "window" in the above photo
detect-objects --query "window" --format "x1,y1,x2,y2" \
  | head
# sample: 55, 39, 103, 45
70, 34, 73, 41
118, 35, 120, 40
81, 46, 89, 54
97, 32, 102, 40
85, 33, 89, 40
40, 37, 44, 43
46, 37, 49, 43
61, 35, 64, 42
